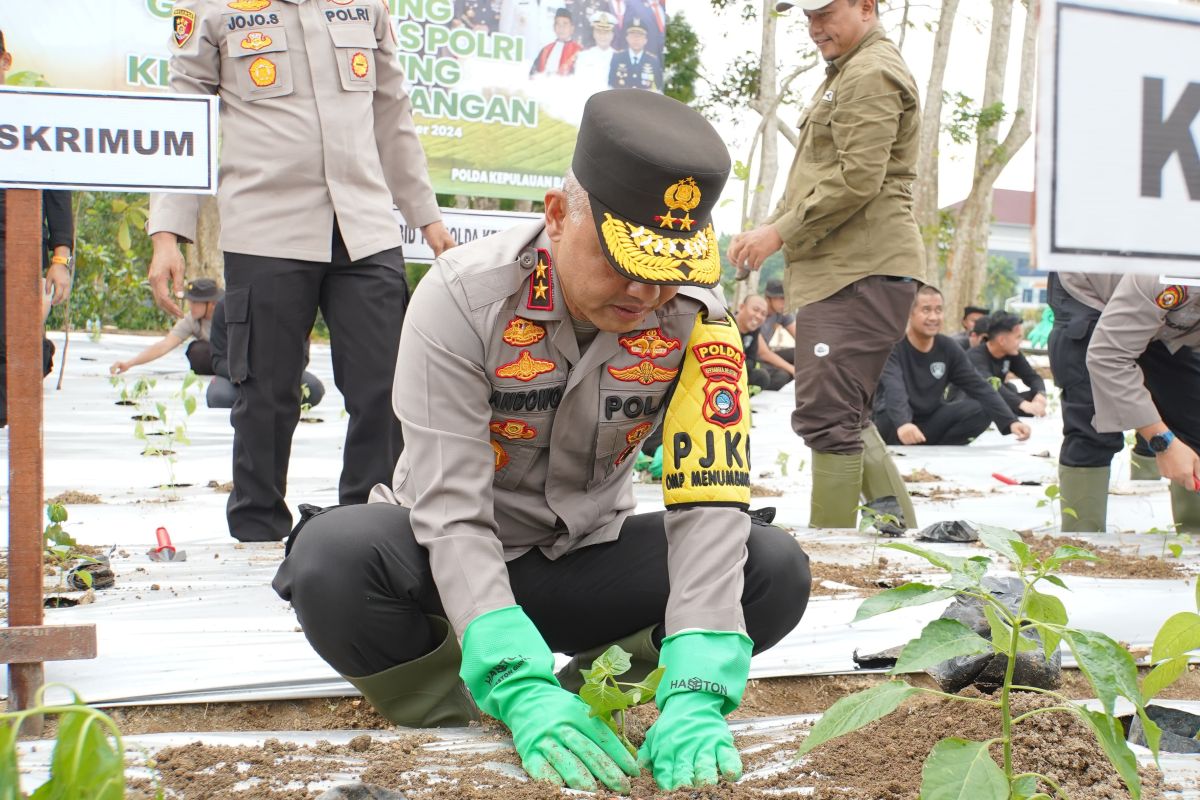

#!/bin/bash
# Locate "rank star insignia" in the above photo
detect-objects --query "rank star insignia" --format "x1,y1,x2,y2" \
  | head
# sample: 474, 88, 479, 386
241, 31, 273, 50
618, 328, 682, 359
249, 56, 277, 87
490, 419, 537, 440
608, 360, 680, 385
1156, 285, 1188, 310
491, 440, 509, 471
228, 0, 271, 9
351, 51, 370, 78
173, 9, 196, 47
526, 249, 554, 311
496, 350, 556, 382
657, 177, 701, 230
502, 317, 546, 347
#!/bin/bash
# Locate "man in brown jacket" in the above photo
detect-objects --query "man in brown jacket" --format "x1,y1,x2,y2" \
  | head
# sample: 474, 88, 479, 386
146, 0, 456, 542
274, 91, 810, 794
728, 0, 924, 529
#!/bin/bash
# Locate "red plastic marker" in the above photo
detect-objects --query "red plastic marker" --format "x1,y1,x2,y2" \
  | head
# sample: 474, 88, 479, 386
992, 473, 1018, 485
151, 526, 176, 559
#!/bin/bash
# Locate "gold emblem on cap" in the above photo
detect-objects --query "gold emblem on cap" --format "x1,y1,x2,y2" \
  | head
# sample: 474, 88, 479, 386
657, 177, 700, 231
601, 214, 720, 286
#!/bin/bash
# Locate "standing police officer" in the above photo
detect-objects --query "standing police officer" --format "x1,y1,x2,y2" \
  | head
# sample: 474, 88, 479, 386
147, 0, 455, 542
1048, 272, 1200, 533
273, 91, 810, 793
728, 0, 924, 529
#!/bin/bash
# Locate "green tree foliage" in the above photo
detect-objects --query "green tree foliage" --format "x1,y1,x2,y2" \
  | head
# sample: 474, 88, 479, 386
982, 254, 1017, 310
663, 13, 701, 105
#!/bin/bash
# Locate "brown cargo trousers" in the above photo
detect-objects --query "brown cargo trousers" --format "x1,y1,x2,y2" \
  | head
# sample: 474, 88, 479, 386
791, 275, 917, 454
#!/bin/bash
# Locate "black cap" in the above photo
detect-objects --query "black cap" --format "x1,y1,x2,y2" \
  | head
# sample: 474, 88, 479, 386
184, 278, 223, 302
572, 90, 730, 288
765, 278, 785, 297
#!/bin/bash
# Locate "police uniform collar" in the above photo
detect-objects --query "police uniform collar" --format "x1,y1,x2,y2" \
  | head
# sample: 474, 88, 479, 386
514, 229, 564, 322
830, 25, 885, 72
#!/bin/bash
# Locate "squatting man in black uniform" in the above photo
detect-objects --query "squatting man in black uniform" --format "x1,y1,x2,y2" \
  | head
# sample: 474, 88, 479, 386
274, 91, 810, 793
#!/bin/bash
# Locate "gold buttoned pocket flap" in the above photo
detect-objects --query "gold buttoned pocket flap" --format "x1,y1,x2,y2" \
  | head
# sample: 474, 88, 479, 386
328, 24, 378, 91
225, 28, 293, 101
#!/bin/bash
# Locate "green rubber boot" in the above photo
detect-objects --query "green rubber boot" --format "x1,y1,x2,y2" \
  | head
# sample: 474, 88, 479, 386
810, 451, 864, 529
1130, 451, 1162, 481
1057, 465, 1110, 533
1170, 482, 1200, 533
860, 424, 918, 529
342, 616, 480, 728
555, 625, 659, 693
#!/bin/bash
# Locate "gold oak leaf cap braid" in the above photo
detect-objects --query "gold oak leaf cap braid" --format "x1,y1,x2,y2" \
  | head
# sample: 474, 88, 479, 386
572, 90, 732, 288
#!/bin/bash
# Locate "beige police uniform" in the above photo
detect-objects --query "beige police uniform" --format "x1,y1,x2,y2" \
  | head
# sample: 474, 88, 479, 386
149, 0, 441, 259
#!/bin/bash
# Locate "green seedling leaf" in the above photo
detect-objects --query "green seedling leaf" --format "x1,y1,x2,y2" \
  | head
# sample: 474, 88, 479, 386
1011, 774, 1038, 797
628, 666, 665, 704
1151, 611, 1200, 662
1065, 630, 1141, 715
795, 681, 919, 757
184, 395, 197, 417
1137, 706, 1163, 762
1042, 574, 1069, 591
1, 720, 20, 800
853, 583, 957, 623
1045, 546, 1100, 571
1194, 579, 1199, 613
1142, 655, 1188, 703
1076, 707, 1141, 799
982, 606, 1037, 657
580, 680, 631, 719
975, 524, 1026, 566
47, 503, 68, 525
1044, 485, 1060, 500
918, 737, 1007, 800
591, 646, 632, 679
883, 542, 968, 573
1168, 543, 1183, 558
182, 371, 198, 391
33, 707, 125, 800
1025, 590, 1068, 657
1062, 506, 1079, 519
155, 402, 167, 421
892, 619, 993, 675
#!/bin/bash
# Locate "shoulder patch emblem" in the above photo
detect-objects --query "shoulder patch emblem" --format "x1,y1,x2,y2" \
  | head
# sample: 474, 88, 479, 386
608, 360, 680, 385
502, 317, 546, 347
490, 419, 537, 440
491, 440, 509, 471
614, 421, 655, 466
1156, 285, 1188, 310
248, 56, 277, 87
241, 31, 273, 50
228, 0, 271, 10
692, 341, 746, 428
526, 249, 554, 312
618, 328, 681, 359
496, 350, 556, 382
173, 9, 197, 47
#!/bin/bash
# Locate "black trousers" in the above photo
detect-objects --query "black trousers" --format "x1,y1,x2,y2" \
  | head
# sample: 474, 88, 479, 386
875, 399, 992, 446
1048, 273, 1200, 467
223, 225, 408, 541
748, 364, 792, 392
184, 340, 215, 376
273, 504, 812, 677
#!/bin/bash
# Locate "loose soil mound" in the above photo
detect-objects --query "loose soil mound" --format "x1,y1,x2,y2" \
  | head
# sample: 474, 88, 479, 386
1021, 533, 1186, 579
47, 490, 103, 504
796, 689, 1169, 800
809, 558, 904, 597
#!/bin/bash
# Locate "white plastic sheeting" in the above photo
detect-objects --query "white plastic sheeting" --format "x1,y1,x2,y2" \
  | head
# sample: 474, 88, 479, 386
1, 334, 1192, 706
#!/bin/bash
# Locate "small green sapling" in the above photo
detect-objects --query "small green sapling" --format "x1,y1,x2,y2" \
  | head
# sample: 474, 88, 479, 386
577, 646, 665, 757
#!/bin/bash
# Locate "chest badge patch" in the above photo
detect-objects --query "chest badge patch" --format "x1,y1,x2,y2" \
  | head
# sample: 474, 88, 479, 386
490, 419, 537, 441
619, 328, 681, 359
526, 249, 554, 312
1156, 285, 1189, 310
491, 440, 509, 471
608, 360, 679, 385
930, 361, 946, 379
614, 421, 655, 466
173, 9, 197, 47
241, 31, 273, 50
351, 51, 370, 78
249, 56, 277, 87
496, 350, 556, 382
502, 317, 546, 347
229, 0, 271, 10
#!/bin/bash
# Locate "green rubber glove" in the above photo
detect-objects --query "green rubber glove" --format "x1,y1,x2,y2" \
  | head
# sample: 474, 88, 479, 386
638, 630, 753, 790
459, 605, 639, 792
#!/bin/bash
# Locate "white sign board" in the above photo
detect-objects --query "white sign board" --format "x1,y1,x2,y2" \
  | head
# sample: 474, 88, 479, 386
395, 207, 541, 263
0, 87, 218, 193
1036, 0, 1200, 277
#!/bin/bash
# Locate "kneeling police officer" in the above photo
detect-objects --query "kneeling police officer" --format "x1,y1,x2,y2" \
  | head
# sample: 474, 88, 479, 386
273, 91, 811, 793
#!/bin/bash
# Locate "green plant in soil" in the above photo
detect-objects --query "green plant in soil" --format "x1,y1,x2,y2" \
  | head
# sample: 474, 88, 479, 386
795, 523, 1195, 799
0, 684, 151, 800
299, 382, 320, 422
577, 646, 665, 758
43, 503, 98, 592
137, 372, 199, 493
856, 503, 901, 567
776, 451, 790, 477
1036, 484, 1078, 531
1144, 524, 1191, 559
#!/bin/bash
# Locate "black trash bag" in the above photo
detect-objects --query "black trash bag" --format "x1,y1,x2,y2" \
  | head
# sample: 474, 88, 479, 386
862, 496, 906, 537
67, 557, 115, 591
852, 645, 904, 670
1128, 705, 1200, 753
316, 784, 408, 800
747, 506, 777, 525
916, 521, 980, 543
927, 576, 1062, 694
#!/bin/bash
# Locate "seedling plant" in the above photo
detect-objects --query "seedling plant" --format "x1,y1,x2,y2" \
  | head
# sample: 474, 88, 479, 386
43, 503, 98, 592
1036, 484, 1078, 531
856, 503, 903, 567
137, 371, 200, 493
795, 524, 1194, 799
577, 646, 665, 758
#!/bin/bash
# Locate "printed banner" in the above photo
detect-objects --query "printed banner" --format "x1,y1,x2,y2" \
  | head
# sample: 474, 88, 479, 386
0, 0, 670, 201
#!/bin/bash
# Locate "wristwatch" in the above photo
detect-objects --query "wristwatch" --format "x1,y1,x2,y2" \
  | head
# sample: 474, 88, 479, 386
1149, 430, 1176, 453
